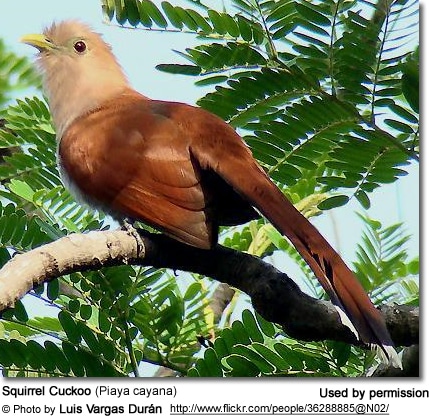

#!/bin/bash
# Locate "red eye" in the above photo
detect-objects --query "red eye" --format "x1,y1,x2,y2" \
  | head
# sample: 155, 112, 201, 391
73, 40, 87, 53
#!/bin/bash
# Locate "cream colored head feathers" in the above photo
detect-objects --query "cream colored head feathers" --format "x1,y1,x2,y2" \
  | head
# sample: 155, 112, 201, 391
22, 20, 130, 137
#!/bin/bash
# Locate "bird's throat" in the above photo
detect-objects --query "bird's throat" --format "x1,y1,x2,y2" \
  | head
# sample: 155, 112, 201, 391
41, 56, 130, 138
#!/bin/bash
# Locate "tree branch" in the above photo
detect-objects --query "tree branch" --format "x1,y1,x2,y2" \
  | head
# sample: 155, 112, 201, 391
0, 229, 418, 349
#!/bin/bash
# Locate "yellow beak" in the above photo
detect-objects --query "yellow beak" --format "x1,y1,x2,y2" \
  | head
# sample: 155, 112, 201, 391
20, 33, 53, 51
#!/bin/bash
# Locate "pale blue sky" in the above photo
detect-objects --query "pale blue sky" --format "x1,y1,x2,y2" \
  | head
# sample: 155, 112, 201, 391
1, 0, 419, 274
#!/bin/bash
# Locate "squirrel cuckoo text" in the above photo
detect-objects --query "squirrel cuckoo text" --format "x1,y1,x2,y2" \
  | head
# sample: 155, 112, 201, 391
21, 20, 400, 366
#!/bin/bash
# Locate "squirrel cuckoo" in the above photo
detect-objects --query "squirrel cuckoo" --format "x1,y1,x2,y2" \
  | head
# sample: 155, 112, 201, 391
22, 20, 400, 366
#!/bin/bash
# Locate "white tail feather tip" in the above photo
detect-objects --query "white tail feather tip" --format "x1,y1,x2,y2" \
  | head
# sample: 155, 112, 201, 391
334, 306, 403, 370
375, 345, 403, 369
334, 305, 359, 339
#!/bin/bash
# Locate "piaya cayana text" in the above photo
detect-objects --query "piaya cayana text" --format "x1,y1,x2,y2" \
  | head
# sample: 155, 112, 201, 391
22, 20, 400, 366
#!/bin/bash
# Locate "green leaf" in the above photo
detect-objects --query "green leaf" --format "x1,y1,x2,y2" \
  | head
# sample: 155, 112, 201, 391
231, 345, 275, 374
8, 179, 35, 202
98, 334, 117, 361
207, 10, 227, 35
68, 299, 80, 314
408, 258, 419, 275
295, 2, 330, 26
230, 320, 251, 345
114, 0, 127, 25
384, 119, 415, 134
186, 9, 212, 33
183, 282, 201, 301
195, 75, 228, 86
140, 1, 168, 28
178, 7, 202, 31
241, 309, 264, 343
47, 279, 59, 300
202, 348, 223, 377
26, 340, 46, 370
79, 323, 101, 355
402, 61, 419, 113
80, 304, 93, 320
330, 341, 351, 367
124, 0, 140, 26
8, 339, 29, 367
11, 300, 28, 322
355, 190, 371, 209
252, 343, 290, 372
44, 340, 71, 374
224, 354, 260, 376
255, 313, 276, 338
62, 342, 85, 376
156, 64, 201, 75
58, 311, 81, 345
273, 343, 303, 370
236, 15, 253, 41
137, 0, 153, 27
318, 195, 349, 210
101, 0, 114, 20
161, 2, 183, 29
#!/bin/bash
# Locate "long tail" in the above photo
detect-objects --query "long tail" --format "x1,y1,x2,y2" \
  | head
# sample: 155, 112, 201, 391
200, 144, 401, 366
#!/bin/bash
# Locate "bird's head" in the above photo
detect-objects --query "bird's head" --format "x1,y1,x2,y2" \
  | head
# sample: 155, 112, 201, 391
21, 20, 129, 136
21, 20, 121, 68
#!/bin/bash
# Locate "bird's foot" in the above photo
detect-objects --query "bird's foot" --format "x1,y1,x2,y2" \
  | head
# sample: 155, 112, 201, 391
121, 220, 145, 256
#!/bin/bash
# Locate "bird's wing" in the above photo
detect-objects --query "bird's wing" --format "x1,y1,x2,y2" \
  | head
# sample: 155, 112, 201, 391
59, 95, 216, 248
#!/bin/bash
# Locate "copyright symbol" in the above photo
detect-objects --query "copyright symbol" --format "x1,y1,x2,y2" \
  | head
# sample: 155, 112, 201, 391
2, 405, 10, 413
356, 404, 365, 414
